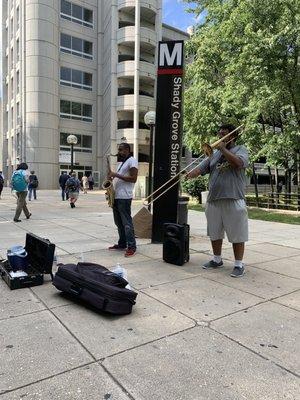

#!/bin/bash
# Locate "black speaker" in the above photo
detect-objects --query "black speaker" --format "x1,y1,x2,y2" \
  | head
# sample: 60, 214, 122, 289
163, 223, 190, 266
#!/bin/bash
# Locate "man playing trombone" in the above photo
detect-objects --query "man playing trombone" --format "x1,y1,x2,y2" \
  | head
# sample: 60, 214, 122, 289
187, 124, 249, 277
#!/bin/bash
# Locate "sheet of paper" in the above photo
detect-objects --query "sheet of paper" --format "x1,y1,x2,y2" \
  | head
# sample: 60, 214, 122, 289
9, 270, 28, 278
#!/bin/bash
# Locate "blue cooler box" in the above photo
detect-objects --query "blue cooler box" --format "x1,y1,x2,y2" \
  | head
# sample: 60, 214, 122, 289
7, 246, 29, 272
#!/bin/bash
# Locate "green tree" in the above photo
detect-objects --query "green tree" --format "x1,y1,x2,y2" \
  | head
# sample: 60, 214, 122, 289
181, 175, 208, 203
183, 0, 300, 170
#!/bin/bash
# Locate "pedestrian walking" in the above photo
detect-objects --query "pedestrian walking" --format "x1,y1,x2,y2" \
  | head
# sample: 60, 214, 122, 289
277, 180, 284, 193
0, 171, 4, 199
59, 171, 70, 201
28, 171, 38, 200
11, 163, 32, 222
107, 143, 138, 257
65, 172, 81, 208
88, 174, 94, 190
187, 124, 249, 277
81, 175, 89, 194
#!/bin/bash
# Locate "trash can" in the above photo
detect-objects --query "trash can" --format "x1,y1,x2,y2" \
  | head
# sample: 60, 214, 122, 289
177, 196, 189, 225
201, 190, 209, 205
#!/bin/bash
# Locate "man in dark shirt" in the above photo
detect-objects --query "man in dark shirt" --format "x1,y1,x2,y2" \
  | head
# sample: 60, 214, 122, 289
59, 172, 70, 201
28, 171, 38, 201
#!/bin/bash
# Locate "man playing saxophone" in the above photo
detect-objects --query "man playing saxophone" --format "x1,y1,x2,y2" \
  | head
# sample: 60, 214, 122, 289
108, 143, 138, 257
187, 124, 249, 277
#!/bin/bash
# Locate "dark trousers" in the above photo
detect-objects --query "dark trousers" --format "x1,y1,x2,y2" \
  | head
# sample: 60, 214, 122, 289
0, 184, 3, 197
28, 188, 37, 200
113, 199, 136, 250
61, 187, 69, 200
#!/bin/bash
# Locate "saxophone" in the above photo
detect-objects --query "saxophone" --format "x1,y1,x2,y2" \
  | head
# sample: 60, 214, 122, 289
102, 155, 115, 208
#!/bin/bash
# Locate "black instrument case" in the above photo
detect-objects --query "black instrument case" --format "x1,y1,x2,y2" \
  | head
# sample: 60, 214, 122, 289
0, 233, 55, 290
53, 262, 137, 315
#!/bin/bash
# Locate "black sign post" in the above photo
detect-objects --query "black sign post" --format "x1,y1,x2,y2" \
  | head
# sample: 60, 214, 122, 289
152, 41, 184, 243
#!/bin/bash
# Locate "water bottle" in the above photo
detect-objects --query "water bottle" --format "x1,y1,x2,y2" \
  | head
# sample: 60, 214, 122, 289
112, 263, 131, 289
112, 263, 124, 278
53, 252, 60, 269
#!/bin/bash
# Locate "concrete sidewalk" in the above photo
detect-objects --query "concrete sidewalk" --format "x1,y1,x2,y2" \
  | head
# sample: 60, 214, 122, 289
0, 188, 299, 399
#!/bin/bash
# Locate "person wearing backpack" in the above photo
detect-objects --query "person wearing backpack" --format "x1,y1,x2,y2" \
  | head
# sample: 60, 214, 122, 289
65, 172, 81, 208
11, 163, 31, 222
28, 171, 38, 201
0, 171, 4, 199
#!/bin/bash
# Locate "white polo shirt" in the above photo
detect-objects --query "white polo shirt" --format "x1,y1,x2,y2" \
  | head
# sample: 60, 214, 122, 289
113, 156, 138, 199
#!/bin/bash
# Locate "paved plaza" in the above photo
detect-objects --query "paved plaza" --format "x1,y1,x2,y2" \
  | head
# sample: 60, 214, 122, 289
0, 188, 299, 399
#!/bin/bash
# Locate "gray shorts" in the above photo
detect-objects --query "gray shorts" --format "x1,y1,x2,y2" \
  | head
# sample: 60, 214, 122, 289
69, 192, 79, 200
205, 199, 248, 243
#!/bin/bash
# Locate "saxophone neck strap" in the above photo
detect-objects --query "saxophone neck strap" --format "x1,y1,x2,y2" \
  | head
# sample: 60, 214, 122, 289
117, 155, 132, 173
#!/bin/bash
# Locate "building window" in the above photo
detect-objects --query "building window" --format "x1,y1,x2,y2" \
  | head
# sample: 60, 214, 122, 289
16, 133, 21, 157
16, 6, 20, 30
11, 77, 14, 97
60, 67, 92, 90
60, 33, 93, 59
10, 47, 14, 64
60, 100, 92, 122
10, 17, 14, 40
61, 0, 93, 28
16, 71, 20, 94
17, 102, 20, 125
16, 39, 20, 62
60, 132, 92, 153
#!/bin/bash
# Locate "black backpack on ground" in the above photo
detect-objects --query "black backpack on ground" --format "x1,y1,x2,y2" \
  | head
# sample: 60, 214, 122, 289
52, 262, 137, 315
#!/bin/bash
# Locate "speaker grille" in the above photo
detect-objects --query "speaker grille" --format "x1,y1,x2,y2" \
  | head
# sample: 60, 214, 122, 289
163, 223, 190, 266
163, 239, 181, 261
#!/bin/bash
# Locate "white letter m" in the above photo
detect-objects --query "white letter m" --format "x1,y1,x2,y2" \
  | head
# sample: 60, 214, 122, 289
159, 43, 182, 67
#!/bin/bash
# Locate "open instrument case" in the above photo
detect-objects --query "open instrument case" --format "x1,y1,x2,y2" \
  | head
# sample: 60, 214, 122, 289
0, 233, 55, 290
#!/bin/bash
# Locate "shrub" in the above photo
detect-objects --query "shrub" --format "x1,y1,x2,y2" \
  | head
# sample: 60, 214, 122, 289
181, 176, 208, 203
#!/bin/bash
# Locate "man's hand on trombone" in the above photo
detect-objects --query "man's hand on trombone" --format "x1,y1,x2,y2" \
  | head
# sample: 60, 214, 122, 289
215, 140, 227, 151
215, 137, 244, 169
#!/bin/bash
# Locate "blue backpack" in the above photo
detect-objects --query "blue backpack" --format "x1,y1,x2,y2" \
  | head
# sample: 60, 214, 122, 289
11, 171, 27, 192
66, 177, 77, 192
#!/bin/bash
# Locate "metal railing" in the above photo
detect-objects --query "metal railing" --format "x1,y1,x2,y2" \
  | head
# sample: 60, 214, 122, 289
246, 192, 300, 211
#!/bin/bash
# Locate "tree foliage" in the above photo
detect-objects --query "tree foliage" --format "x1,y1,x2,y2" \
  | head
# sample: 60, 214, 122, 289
181, 175, 208, 203
183, 0, 300, 167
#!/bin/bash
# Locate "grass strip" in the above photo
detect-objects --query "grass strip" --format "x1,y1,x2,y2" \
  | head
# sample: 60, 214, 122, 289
188, 204, 300, 225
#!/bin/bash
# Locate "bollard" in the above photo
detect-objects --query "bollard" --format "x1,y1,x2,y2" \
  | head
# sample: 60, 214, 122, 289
177, 196, 189, 225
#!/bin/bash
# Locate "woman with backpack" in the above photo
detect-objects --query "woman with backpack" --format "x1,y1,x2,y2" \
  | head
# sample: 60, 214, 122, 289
65, 172, 81, 208
28, 171, 38, 201
11, 163, 32, 222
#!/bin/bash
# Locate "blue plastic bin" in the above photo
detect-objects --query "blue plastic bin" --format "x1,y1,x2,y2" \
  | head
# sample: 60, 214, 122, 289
7, 246, 29, 272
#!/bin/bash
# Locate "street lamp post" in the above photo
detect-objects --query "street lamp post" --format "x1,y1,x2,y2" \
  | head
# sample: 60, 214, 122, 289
67, 134, 78, 173
144, 111, 156, 207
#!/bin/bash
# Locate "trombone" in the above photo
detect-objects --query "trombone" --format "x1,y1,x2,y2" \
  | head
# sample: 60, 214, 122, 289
143, 124, 243, 206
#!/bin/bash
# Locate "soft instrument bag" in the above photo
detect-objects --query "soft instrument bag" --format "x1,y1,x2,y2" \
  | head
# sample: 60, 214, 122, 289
53, 262, 137, 315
